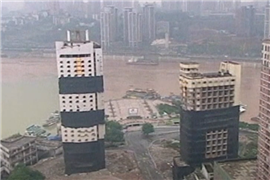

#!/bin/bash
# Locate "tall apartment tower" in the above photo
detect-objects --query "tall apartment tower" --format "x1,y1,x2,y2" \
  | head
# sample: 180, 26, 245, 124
100, 6, 118, 50
102, 0, 133, 12
264, 1, 270, 39
235, 5, 256, 37
48, 1, 60, 15
123, 8, 142, 48
257, 40, 270, 180
161, 0, 182, 12
55, 30, 105, 175
142, 3, 156, 43
179, 61, 241, 166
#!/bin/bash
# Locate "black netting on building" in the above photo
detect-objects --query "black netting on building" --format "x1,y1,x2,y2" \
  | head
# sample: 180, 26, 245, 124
61, 110, 105, 128
59, 76, 104, 94
180, 106, 239, 166
63, 140, 105, 175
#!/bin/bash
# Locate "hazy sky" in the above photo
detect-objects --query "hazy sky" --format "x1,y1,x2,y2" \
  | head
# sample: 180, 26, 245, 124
0, 0, 160, 10
1, 0, 264, 12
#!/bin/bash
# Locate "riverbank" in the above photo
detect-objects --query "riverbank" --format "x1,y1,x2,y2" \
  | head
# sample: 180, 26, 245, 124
1, 56, 260, 138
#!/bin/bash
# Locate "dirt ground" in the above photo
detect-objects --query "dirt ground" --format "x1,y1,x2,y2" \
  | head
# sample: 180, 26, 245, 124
31, 150, 142, 180
149, 143, 179, 180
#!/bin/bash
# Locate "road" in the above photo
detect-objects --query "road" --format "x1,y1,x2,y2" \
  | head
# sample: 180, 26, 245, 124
125, 126, 179, 180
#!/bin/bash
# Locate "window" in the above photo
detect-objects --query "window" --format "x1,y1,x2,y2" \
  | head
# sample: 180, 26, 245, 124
62, 101, 65, 103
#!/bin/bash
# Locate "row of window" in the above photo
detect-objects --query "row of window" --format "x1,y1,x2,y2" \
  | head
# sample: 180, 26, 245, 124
206, 145, 227, 151
60, 69, 92, 73
61, 95, 93, 99
62, 138, 96, 142
59, 54, 91, 58
59, 60, 92, 64
59, 65, 92, 68
62, 99, 93, 103
205, 151, 227, 158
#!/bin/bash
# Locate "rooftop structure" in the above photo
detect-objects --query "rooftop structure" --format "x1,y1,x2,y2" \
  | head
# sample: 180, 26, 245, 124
1, 134, 36, 151
0, 134, 38, 175
214, 158, 257, 180
179, 61, 241, 166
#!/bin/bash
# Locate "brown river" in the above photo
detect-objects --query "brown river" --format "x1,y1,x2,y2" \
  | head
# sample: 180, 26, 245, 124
1, 56, 261, 138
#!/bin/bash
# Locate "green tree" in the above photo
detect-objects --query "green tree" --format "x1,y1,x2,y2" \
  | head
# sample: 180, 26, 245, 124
142, 123, 155, 136
8, 164, 45, 180
105, 121, 124, 145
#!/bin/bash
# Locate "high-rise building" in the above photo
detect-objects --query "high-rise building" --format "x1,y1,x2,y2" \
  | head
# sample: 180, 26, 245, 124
123, 8, 142, 48
102, 0, 133, 12
142, 3, 156, 43
48, 1, 60, 15
257, 40, 270, 180
201, 1, 218, 14
179, 61, 241, 166
235, 5, 256, 37
24, 1, 47, 13
100, 6, 118, 50
264, 1, 270, 39
161, 0, 182, 12
55, 30, 105, 175
89, 0, 101, 16
187, 0, 202, 16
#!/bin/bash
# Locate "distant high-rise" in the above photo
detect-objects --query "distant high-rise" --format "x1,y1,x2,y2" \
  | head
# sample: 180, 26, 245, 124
161, 0, 182, 12
102, 0, 133, 12
55, 30, 105, 175
187, 0, 202, 16
50, 1, 60, 15
257, 40, 270, 180
179, 61, 241, 165
123, 8, 142, 48
24, 1, 47, 13
87, 0, 101, 16
264, 1, 270, 39
100, 6, 118, 50
142, 3, 156, 43
235, 5, 256, 37
201, 1, 217, 14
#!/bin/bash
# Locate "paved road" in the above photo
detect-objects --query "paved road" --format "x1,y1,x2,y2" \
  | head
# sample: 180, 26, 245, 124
125, 126, 179, 180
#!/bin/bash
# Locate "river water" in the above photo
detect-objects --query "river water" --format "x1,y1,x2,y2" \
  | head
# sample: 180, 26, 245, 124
1, 56, 261, 138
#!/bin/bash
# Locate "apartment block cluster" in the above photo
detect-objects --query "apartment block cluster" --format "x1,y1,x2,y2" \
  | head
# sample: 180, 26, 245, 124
0, 135, 38, 176
100, 2, 155, 50
0, 134, 62, 178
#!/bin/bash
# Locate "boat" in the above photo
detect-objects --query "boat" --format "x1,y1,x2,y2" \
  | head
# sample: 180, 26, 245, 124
42, 111, 61, 128
25, 125, 51, 138
124, 88, 161, 100
240, 104, 247, 113
127, 56, 159, 66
